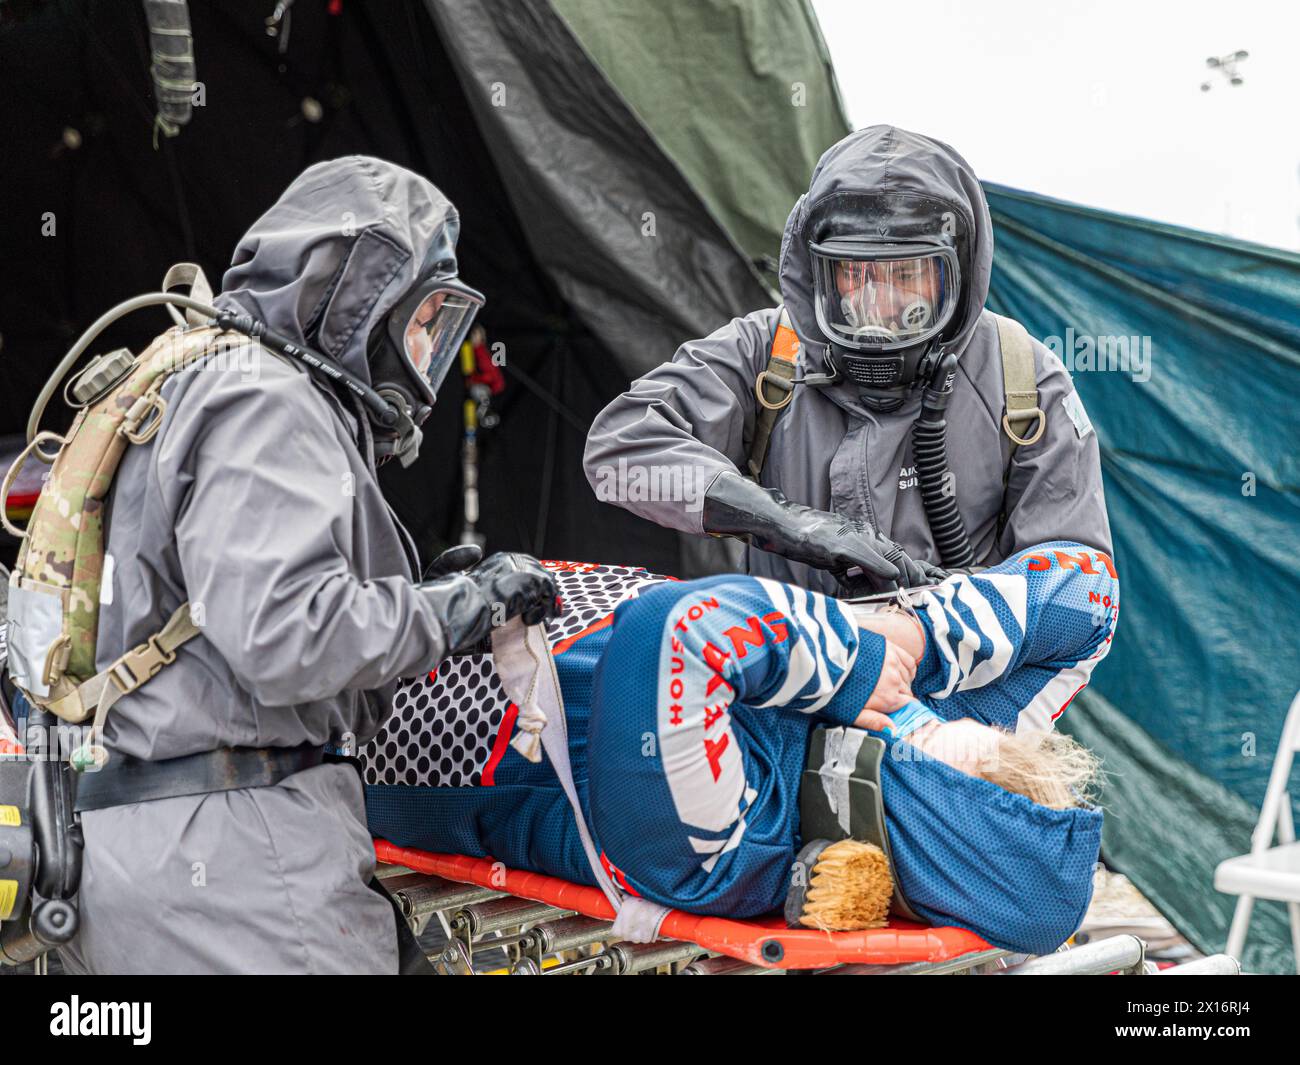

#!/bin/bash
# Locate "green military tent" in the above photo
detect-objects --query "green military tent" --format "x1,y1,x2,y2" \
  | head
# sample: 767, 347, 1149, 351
1, 0, 1295, 971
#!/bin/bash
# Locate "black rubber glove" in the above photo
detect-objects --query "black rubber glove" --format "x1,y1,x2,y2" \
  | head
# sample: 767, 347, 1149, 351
872, 553, 944, 589
838, 556, 944, 598
416, 573, 498, 657
703, 470, 928, 590
417, 551, 560, 657
919, 560, 952, 583
421, 542, 484, 581
467, 551, 562, 628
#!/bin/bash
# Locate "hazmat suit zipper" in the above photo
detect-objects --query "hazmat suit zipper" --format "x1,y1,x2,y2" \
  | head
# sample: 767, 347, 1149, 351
859, 418, 881, 537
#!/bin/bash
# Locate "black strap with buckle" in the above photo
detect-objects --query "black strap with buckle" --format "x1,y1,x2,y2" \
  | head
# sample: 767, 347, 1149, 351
74, 743, 326, 813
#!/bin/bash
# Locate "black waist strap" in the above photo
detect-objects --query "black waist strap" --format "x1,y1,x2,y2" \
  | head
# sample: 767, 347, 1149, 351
74, 744, 327, 813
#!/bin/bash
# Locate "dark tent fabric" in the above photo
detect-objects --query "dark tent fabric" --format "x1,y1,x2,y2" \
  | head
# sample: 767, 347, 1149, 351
417, 0, 786, 575
423, 0, 772, 379
985, 184, 1300, 973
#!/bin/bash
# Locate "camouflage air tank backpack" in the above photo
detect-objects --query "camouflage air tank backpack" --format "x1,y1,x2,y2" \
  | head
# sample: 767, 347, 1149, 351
2, 266, 223, 767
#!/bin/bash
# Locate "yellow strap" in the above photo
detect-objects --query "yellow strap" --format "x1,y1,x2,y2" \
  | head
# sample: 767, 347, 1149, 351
758, 307, 799, 408
994, 314, 1046, 447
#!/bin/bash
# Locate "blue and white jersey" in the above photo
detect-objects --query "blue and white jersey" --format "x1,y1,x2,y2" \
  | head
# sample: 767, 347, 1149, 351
364, 542, 1117, 952
911, 541, 1118, 732
586, 573, 885, 916
632, 574, 879, 835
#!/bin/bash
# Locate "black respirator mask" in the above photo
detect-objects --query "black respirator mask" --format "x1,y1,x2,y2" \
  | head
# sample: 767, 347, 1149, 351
366, 275, 484, 466
806, 194, 967, 411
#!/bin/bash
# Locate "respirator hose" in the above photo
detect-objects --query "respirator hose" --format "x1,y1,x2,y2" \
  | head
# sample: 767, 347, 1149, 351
213, 311, 397, 428
912, 352, 976, 569
27, 292, 220, 455
27, 292, 399, 455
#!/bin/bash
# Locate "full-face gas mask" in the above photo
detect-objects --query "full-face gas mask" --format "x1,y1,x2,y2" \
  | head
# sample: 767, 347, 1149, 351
806, 193, 967, 411
367, 274, 484, 465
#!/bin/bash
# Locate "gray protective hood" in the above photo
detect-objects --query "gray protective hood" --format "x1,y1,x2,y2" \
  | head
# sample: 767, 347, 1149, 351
778, 125, 994, 365
586, 127, 1109, 588
214, 155, 461, 385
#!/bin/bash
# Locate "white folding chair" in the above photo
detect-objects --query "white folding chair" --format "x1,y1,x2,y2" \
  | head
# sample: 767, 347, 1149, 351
1215, 689, 1300, 972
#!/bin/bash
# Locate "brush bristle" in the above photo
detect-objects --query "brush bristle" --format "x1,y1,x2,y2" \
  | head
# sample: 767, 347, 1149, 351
798, 839, 894, 931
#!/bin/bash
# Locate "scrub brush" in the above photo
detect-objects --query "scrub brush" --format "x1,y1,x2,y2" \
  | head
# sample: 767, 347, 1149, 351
786, 838, 893, 931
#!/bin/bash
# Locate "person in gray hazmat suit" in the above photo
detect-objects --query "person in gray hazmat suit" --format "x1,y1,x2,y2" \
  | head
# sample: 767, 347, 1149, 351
584, 126, 1111, 593
59, 157, 558, 974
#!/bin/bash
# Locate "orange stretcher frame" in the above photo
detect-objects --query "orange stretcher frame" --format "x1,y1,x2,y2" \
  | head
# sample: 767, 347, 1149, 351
375, 840, 992, 970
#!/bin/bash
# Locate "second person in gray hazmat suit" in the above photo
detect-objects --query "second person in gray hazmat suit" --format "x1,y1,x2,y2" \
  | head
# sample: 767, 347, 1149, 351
60, 157, 558, 974
584, 126, 1111, 594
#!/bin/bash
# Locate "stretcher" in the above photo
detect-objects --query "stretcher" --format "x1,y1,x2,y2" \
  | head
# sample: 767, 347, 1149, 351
376, 839, 1006, 974
374, 841, 1242, 975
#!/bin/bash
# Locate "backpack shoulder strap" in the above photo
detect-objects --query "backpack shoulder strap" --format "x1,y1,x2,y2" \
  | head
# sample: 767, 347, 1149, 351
62, 601, 202, 769
746, 306, 800, 480
992, 314, 1047, 546
993, 313, 1045, 450
160, 262, 215, 327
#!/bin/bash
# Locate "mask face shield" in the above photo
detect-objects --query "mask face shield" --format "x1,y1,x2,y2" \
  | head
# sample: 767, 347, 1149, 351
388, 277, 485, 406
809, 239, 959, 353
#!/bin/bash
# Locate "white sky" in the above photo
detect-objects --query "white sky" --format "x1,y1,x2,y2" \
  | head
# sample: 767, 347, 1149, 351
813, 0, 1300, 250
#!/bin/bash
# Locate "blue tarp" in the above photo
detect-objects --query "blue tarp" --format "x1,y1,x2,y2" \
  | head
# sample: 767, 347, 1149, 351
985, 184, 1300, 972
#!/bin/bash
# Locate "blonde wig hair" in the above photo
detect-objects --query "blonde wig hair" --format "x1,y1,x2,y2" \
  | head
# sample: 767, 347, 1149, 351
979, 729, 1102, 809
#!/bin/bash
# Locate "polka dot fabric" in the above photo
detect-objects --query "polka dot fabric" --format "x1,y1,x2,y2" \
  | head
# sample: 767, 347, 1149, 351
541, 562, 670, 646
362, 561, 670, 789
363, 655, 507, 787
